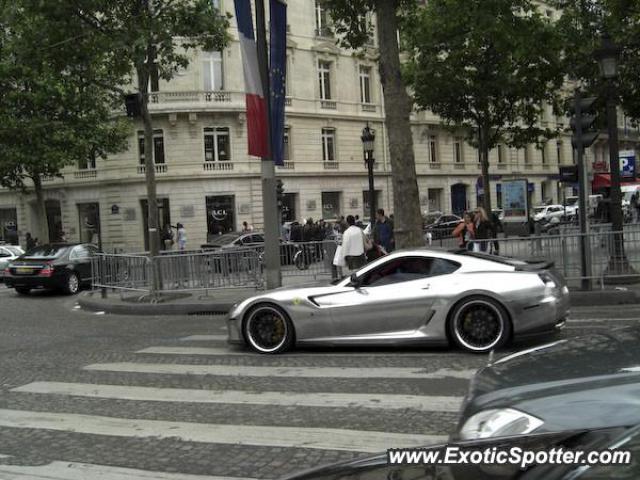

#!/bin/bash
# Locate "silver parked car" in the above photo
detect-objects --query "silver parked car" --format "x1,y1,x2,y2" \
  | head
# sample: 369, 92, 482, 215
227, 249, 570, 354
0, 244, 24, 281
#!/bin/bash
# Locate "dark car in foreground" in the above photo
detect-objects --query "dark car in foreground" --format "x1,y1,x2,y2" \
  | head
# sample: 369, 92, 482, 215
4, 243, 98, 295
455, 326, 640, 441
282, 425, 640, 479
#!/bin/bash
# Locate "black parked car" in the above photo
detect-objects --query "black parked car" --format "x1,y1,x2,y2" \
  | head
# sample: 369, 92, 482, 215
4, 243, 98, 295
424, 214, 463, 239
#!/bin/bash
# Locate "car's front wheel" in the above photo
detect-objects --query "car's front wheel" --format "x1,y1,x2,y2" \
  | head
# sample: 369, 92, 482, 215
449, 296, 511, 353
63, 272, 80, 295
243, 304, 294, 354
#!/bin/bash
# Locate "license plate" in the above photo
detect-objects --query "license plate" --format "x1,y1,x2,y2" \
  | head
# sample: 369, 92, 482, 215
16, 267, 33, 275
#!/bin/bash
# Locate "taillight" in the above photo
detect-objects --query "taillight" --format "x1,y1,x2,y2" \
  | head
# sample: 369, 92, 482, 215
39, 264, 54, 277
3, 267, 9, 276
538, 272, 557, 289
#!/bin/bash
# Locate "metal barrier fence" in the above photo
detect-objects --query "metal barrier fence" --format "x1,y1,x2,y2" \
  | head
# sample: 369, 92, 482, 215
468, 228, 640, 288
91, 240, 339, 294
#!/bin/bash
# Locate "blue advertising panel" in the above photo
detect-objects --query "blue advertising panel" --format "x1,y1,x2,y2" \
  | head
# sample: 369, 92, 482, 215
502, 179, 529, 222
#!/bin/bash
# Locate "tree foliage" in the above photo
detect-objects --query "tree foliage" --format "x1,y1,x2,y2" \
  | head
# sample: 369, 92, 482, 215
554, 0, 640, 121
406, 0, 565, 213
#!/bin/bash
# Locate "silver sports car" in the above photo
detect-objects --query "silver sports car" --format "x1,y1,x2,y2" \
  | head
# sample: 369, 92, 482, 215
227, 249, 570, 354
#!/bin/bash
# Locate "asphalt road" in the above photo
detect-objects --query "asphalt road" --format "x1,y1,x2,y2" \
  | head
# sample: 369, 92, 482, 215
0, 284, 637, 479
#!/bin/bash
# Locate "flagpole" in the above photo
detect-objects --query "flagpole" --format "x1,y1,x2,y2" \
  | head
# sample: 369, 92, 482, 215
255, 0, 282, 289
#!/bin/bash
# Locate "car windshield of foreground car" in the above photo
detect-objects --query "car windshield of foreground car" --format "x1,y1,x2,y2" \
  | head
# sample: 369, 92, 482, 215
534, 207, 547, 214
24, 245, 70, 259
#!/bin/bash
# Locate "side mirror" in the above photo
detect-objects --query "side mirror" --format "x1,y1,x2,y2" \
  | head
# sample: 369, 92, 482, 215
350, 273, 361, 288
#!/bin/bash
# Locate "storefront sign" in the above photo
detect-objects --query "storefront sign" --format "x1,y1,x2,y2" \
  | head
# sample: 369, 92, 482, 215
620, 150, 636, 178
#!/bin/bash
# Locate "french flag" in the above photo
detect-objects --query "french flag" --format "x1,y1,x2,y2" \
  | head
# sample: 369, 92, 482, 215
234, 0, 269, 158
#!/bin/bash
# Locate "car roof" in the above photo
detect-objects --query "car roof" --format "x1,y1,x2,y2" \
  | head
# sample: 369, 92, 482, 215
374, 248, 519, 271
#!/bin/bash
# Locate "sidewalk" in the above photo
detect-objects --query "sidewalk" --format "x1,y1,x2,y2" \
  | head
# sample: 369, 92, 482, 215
78, 284, 640, 316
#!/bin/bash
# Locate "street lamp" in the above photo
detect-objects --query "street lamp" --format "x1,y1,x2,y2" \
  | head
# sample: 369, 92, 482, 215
594, 34, 636, 283
361, 123, 376, 227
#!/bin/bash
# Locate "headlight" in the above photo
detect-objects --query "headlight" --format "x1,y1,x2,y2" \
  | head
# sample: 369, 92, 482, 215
459, 408, 543, 440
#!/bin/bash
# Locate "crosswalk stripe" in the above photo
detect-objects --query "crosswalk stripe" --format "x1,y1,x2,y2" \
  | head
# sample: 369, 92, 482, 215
84, 363, 477, 380
180, 335, 228, 342
12, 382, 463, 412
0, 409, 445, 453
0, 461, 254, 480
136, 346, 464, 358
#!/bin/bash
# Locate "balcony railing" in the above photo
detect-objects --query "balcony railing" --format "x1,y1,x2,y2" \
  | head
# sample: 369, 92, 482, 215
276, 161, 294, 170
149, 91, 233, 104
454, 163, 465, 170
321, 100, 337, 110
203, 162, 234, 171
428, 162, 441, 170
284, 97, 292, 107
40, 175, 55, 182
74, 170, 98, 179
497, 163, 507, 170
138, 164, 168, 174
323, 161, 339, 170
361, 104, 377, 113
524, 163, 533, 170
315, 27, 333, 38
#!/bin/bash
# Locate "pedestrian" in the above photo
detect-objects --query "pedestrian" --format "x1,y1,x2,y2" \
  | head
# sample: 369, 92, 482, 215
355, 215, 364, 228
373, 208, 394, 253
242, 221, 253, 233
25, 232, 36, 251
339, 215, 370, 271
453, 212, 475, 250
161, 223, 174, 250
474, 207, 492, 253
59, 231, 67, 242
176, 222, 187, 251
339, 215, 348, 233
490, 210, 501, 255
632, 192, 640, 223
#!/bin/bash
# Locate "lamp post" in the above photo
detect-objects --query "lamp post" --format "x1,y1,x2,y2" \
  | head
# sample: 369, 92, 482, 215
595, 34, 636, 283
361, 124, 376, 227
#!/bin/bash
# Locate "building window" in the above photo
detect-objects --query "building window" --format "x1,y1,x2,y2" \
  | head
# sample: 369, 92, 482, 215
321, 192, 340, 219
454, 138, 463, 163
78, 154, 96, 170
283, 126, 290, 161
318, 61, 332, 100
77, 203, 100, 244
321, 128, 336, 162
497, 145, 504, 164
429, 136, 438, 163
524, 146, 530, 164
315, 0, 331, 37
541, 143, 547, 164
359, 66, 372, 104
204, 127, 230, 162
203, 51, 223, 91
557, 141, 563, 164
138, 129, 165, 165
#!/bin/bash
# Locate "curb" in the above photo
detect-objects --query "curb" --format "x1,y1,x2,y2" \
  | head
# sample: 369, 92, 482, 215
78, 292, 237, 316
568, 289, 640, 306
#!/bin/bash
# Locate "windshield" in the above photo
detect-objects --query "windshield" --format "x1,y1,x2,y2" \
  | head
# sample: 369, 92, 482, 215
207, 234, 240, 246
534, 207, 546, 214
24, 245, 69, 258
565, 197, 578, 206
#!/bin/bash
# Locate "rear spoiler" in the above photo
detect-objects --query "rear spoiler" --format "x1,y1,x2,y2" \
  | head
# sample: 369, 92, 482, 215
449, 249, 554, 271
514, 260, 555, 271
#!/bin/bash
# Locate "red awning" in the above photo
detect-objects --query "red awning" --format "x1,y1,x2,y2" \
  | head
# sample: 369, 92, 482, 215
592, 174, 640, 191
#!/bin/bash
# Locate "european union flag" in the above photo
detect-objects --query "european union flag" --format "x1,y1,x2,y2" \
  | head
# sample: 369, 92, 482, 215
269, 0, 287, 166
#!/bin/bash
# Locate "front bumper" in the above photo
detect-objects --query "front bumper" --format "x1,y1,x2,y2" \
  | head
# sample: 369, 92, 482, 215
226, 315, 243, 345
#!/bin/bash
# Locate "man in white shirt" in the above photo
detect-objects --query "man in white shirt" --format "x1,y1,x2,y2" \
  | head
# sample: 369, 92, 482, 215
340, 215, 367, 271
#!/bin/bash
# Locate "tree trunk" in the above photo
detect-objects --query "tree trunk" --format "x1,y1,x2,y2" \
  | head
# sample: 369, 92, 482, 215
137, 62, 160, 259
31, 174, 49, 244
374, 0, 423, 248
479, 127, 492, 215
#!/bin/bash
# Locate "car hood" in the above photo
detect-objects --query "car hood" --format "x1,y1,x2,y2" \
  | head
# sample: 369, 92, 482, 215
461, 326, 640, 432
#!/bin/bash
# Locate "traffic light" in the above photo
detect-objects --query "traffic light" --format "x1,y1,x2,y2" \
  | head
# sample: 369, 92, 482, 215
276, 179, 285, 207
570, 95, 599, 150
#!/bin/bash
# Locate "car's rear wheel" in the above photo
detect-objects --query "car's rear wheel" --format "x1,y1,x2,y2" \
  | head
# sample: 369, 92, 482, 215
14, 287, 30, 295
243, 304, 294, 354
449, 296, 511, 353
63, 272, 80, 295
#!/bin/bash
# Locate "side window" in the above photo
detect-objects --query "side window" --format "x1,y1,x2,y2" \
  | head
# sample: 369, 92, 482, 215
86, 245, 99, 256
70, 246, 89, 259
429, 258, 460, 276
252, 234, 265, 243
361, 257, 434, 287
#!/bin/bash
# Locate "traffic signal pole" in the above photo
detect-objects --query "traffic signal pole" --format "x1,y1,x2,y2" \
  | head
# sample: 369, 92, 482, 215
572, 93, 593, 290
